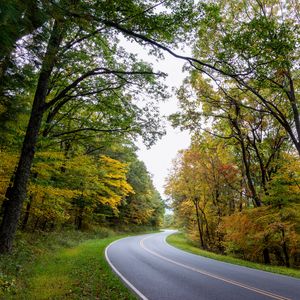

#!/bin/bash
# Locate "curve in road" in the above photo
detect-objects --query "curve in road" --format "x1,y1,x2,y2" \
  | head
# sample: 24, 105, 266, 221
105, 231, 300, 300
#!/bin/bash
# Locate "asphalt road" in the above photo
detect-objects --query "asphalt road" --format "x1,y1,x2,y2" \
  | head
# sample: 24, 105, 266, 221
105, 230, 300, 300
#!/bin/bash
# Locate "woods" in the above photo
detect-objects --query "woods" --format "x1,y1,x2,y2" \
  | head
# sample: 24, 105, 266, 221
0, 0, 195, 252
0, 0, 299, 277
165, 135, 300, 267
166, 0, 300, 268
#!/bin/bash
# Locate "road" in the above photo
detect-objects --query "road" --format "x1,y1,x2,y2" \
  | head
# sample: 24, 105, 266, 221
105, 230, 300, 300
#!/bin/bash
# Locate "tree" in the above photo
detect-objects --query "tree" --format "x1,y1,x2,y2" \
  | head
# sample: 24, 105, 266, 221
120, 0, 300, 155
113, 156, 164, 228
68, 154, 133, 230
220, 204, 300, 267
190, 0, 300, 155
171, 72, 290, 207
166, 133, 300, 266
165, 135, 240, 250
0, 0, 197, 252
0, 0, 45, 63
13, 150, 134, 231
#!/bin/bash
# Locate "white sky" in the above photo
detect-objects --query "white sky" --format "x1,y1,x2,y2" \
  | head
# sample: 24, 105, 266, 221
123, 39, 191, 198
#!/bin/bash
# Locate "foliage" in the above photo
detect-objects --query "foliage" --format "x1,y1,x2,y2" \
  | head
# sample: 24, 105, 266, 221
163, 214, 175, 228
117, 158, 164, 227
166, 133, 300, 267
0, 151, 18, 202
0, 144, 163, 233
1, 0, 199, 252
190, 0, 300, 155
165, 135, 241, 250
264, 155, 300, 207
220, 206, 300, 267
165, 0, 300, 268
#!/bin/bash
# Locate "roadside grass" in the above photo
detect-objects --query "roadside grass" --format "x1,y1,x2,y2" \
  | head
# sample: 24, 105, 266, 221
166, 232, 300, 279
24, 236, 136, 300
0, 228, 145, 299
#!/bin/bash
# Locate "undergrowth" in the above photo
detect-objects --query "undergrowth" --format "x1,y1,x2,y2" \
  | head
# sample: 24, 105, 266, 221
0, 227, 151, 299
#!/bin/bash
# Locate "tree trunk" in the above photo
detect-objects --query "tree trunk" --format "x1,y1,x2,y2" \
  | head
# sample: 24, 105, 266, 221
21, 199, 32, 230
21, 172, 37, 230
0, 20, 63, 253
281, 229, 290, 268
33, 217, 40, 232
50, 222, 55, 230
282, 242, 290, 268
235, 133, 261, 207
274, 247, 285, 266
263, 248, 271, 264
42, 220, 48, 231
230, 102, 261, 207
286, 71, 300, 156
194, 200, 205, 249
77, 214, 83, 230
198, 206, 211, 245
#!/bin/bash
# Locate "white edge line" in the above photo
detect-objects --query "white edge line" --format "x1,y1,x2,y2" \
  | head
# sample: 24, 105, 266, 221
105, 237, 149, 300
163, 233, 300, 281
142, 235, 290, 300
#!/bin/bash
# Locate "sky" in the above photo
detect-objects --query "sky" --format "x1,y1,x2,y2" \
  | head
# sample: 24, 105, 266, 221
123, 40, 191, 198
136, 57, 191, 199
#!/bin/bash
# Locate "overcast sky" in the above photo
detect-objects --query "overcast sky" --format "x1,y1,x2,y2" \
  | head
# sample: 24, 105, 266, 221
123, 40, 191, 198
137, 59, 191, 198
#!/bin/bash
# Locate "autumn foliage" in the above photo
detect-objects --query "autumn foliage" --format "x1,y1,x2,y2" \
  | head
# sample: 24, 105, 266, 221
165, 135, 300, 268
0, 148, 163, 232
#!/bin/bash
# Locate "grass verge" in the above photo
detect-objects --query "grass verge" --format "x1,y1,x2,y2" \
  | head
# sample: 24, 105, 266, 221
166, 232, 300, 279
0, 229, 142, 299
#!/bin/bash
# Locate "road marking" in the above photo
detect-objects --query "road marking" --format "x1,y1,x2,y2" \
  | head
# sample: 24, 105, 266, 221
105, 237, 149, 300
140, 235, 291, 300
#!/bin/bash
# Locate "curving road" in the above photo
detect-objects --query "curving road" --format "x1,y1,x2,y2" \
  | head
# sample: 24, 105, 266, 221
105, 230, 300, 300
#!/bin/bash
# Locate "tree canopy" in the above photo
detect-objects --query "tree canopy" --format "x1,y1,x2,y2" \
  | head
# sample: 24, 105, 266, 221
0, 0, 299, 271
0, 0, 197, 252
165, 0, 300, 268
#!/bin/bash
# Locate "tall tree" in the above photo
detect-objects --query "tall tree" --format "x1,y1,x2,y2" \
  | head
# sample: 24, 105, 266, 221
190, 0, 300, 155
119, 0, 300, 155
165, 135, 240, 250
0, 0, 197, 253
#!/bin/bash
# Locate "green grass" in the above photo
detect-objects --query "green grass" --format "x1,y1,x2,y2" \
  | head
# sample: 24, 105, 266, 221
24, 236, 136, 300
0, 229, 143, 299
166, 232, 300, 279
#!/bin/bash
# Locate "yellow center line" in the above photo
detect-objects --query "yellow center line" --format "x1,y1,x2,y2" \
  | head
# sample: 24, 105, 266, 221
139, 235, 291, 300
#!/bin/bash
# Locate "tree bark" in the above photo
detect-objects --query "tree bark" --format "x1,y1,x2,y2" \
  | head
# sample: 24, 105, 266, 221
21, 199, 32, 230
33, 217, 40, 232
231, 114, 261, 207
77, 210, 83, 230
198, 206, 211, 245
0, 20, 63, 253
194, 200, 205, 249
286, 71, 300, 156
281, 228, 290, 268
263, 248, 271, 264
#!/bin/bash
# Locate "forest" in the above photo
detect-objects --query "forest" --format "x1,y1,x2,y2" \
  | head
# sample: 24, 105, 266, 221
0, 0, 299, 287
0, 0, 174, 254
165, 1, 300, 268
